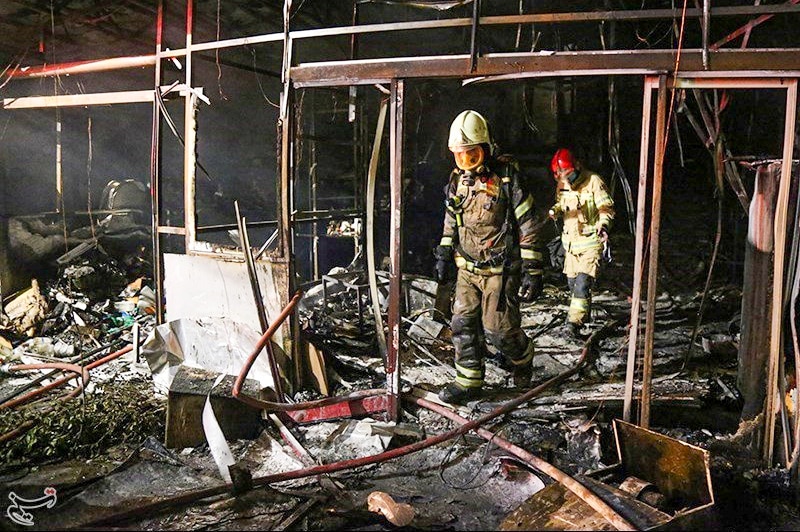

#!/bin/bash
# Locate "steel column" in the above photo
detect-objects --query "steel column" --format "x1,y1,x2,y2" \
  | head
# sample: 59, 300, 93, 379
623, 75, 655, 423
387, 79, 404, 421
640, 74, 668, 429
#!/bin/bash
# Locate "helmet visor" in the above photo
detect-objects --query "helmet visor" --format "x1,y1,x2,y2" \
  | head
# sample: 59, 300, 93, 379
451, 145, 484, 171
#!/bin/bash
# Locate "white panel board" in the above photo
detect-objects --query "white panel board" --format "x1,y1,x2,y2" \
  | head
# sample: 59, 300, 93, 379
163, 253, 286, 345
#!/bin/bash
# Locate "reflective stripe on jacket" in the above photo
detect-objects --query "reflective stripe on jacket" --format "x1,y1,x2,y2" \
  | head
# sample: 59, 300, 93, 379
439, 157, 540, 274
555, 170, 614, 254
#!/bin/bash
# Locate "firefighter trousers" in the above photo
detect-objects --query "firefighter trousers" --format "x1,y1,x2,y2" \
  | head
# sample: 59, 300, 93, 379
450, 268, 533, 389
563, 246, 601, 326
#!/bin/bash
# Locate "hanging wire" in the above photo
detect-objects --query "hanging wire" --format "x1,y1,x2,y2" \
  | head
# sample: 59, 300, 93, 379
215, 0, 228, 101
86, 116, 97, 242
250, 47, 280, 109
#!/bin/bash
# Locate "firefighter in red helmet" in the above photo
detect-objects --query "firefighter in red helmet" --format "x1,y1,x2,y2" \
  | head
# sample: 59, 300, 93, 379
434, 110, 544, 405
549, 148, 615, 336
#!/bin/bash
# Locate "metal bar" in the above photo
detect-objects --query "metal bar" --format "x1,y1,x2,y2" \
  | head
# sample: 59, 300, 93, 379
4, 90, 154, 109
281, 1, 301, 393
623, 75, 655, 423
640, 74, 668, 429
292, 49, 800, 87
183, 0, 197, 252
367, 99, 390, 360
2, 84, 204, 109
702, 0, 711, 69
236, 203, 285, 402
672, 77, 797, 89
285, 394, 390, 424
8, 55, 158, 78
764, 78, 798, 465
236, 203, 269, 334
469, 0, 481, 73
150, 0, 164, 324
387, 79, 404, 421
156, 226, 186, 235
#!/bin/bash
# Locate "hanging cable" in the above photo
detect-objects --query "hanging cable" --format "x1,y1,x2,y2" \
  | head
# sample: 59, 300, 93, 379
215, 0, 227, 100
86, 116, 98, 242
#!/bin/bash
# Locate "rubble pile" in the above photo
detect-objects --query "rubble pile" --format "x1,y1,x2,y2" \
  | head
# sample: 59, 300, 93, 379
0, 246, 160, 470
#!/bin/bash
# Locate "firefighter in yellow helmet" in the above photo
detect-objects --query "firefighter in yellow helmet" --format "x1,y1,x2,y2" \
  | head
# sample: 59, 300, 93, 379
548, 148, 615, 336
434, 110, 544, 405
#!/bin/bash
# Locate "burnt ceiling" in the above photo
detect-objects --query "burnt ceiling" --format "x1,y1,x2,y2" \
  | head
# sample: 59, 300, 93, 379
3, 1, 800, 71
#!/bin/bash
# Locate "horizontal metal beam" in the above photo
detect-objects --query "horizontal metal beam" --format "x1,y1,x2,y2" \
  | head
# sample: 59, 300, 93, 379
11, 5, 800, 78
9, 54, 157, 78
671, 77, 799, 89
2, 85, 199, 109
292, 49, 800, 87
3, 89, 155, 108
174, 4, 800, 56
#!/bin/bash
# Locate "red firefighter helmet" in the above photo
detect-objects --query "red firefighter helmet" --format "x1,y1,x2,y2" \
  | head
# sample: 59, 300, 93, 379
550, 148, 576, 177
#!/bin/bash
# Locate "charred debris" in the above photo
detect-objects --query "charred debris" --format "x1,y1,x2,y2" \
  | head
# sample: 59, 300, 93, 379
3, 1, 800, 531
0, 220, 797, 530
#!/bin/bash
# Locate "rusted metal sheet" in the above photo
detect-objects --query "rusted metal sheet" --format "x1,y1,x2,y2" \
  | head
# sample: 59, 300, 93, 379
292, 50, 800, 87
284, 394, 390, 424
613, 420, 714, 512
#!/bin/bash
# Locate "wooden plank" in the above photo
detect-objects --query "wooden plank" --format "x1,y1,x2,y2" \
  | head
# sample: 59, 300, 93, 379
307, 341, 329, 396
738, 164, 780, 420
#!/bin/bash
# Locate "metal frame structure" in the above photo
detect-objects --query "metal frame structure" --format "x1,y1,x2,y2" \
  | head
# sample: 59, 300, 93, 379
3, 1, 800, 453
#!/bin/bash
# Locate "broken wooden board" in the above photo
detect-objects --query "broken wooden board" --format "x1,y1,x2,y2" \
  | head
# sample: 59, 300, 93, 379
500, 482, 616, 531
500, 472, 671, 530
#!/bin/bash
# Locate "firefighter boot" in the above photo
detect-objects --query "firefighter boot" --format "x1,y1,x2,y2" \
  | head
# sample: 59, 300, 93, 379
567, 321, 587, 339
512, 341, 535, 388
513, 363, 533, 388
438, 382, 480, 405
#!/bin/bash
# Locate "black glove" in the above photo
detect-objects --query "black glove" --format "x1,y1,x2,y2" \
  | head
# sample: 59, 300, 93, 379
519, 257, 544, 302
519, 272, 543, 302
433, 245, 454, 283
597, 225, 609, 243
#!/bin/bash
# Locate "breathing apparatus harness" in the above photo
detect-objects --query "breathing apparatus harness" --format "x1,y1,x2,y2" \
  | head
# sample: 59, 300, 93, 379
446, 158, 519, 311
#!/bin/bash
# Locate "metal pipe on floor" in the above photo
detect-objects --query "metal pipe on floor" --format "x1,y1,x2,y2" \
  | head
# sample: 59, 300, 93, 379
0, 345, 132, 411
84, 321, 614, 529
409, 396, 636, 531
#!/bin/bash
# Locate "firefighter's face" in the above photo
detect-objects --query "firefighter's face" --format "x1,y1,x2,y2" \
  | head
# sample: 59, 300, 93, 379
451, 145, 484, 171
553, 166, 577, 184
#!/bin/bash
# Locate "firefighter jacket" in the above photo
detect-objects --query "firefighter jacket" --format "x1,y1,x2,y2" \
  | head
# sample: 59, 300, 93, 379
554, 169, 615, 255
438, 157, 542, 276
